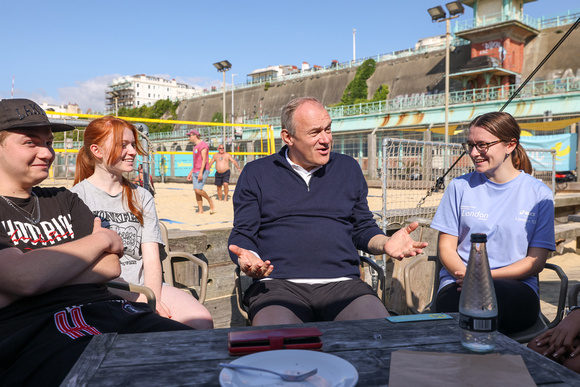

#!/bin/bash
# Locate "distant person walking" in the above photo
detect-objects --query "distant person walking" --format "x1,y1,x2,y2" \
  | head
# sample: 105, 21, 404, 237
133, 163, 156, 196
209, 145, 240, 201
186, 130, 215, 214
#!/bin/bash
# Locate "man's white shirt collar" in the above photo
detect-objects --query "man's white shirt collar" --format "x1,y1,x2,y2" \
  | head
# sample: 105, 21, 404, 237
285, 149, 322, 185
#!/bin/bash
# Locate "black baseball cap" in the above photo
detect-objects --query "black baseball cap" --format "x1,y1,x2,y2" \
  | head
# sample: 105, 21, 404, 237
0, 98, 75, 132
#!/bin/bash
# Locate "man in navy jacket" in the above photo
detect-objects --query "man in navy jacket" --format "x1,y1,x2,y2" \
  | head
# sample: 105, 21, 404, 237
228, 97, 427, 326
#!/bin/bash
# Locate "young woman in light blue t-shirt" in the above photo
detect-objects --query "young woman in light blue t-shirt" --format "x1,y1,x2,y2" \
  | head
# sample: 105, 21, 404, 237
430, 112, 555, 334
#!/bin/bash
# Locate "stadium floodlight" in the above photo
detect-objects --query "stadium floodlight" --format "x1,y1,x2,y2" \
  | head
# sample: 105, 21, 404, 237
446, 1, 465, 16
213, 60, 232, 146
427, 6, 446, 22
427, 1, 464, 169
213, 60, 232, 72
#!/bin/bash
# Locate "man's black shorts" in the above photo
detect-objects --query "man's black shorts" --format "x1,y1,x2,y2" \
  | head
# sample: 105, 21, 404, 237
244, 278, 379, 322
214, 170, 231, 186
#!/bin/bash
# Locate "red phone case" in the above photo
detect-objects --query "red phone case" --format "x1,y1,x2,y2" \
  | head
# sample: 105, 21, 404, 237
228, 327, 323, 355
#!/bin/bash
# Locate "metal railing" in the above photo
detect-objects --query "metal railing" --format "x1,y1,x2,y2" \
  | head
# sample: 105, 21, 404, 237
454, 8, 540, 32
241, 77, 580, 127
380, 138, 555, 231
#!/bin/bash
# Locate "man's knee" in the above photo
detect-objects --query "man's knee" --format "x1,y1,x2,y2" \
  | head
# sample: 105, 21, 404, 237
252, 305, 304, 326
335, 294, 388, 321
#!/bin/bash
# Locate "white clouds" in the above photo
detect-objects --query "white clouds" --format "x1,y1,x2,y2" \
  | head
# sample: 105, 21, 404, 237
58, 74, 119, 113
1, 73, 227, 114
1, 88, 59, 106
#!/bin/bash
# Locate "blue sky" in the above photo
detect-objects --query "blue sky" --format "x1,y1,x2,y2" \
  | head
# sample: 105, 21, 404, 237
0, 0, 576, 112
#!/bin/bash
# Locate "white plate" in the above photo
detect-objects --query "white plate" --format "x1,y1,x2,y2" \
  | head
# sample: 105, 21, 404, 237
219, 349, 358, 387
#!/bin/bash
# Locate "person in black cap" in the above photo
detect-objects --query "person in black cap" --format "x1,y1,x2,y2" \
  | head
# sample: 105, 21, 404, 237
0, 99, 192, 386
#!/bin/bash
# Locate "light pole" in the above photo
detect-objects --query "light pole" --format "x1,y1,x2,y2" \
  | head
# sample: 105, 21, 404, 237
213, 60, 232, 146
428, 1, 464, 170
109, 90, 120, 116
352, 28, 356, 62
231, 73, 237, 152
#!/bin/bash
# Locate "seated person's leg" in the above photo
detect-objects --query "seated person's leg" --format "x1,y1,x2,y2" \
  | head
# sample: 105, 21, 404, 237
494, 279, 539, 334
334, 295, 389, 321
7, 291, 192, 386
435, 282, 461, 312
253, 305, 304, 326
2, 314, 95, 386
160, 284, 214, 329
244, 280, 314, 326
437, 280, 538, 334
317, 280, 388, 321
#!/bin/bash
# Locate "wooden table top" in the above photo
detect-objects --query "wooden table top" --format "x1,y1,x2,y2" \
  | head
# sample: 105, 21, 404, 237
62, 314, 580, 386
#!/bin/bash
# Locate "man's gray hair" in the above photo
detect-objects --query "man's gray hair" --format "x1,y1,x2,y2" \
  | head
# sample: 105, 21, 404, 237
281, 97, 324, 136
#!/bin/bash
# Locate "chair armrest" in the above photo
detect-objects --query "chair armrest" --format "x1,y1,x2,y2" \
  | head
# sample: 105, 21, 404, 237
166, 251, 208, 304
234, 266, 249, 321
107, 281, 156, 311
568, 283, 580, 308
544, 263, 569, 328
360, 255, 386, 301
360, 255, 385, 283
404, 255, 437, 314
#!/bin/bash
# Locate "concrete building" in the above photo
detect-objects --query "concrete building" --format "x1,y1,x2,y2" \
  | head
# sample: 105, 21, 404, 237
40, 102, 82, 116
106, 74, 197, 113
247, 65, 299, 83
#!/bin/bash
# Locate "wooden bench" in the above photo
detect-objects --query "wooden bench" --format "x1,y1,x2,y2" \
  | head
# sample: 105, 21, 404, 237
555, 221, 580, 254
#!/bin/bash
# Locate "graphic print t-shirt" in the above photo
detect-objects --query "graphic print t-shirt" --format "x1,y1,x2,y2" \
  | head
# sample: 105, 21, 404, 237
70, 180, 162, 285
0, 187, 93, 252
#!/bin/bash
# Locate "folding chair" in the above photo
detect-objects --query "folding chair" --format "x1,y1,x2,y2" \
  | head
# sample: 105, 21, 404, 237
159, 221, 208, 304
107, 281, 156, 310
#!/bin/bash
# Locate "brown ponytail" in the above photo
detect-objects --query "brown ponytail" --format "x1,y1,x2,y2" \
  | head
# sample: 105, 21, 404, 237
468, 112, 533, 174
511, 143, 533, 174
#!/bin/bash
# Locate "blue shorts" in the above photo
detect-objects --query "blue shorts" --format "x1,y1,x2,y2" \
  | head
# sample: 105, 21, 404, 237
193, 169, 209, 190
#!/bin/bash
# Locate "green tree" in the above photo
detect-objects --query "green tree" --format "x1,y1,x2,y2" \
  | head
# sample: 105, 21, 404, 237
371, 84, 389, 102
211, 111, 225, 123
340, 58, 377, 105
117, 99, 180, 133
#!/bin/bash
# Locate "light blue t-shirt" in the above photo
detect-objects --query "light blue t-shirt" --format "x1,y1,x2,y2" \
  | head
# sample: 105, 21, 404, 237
430, 171, 555, 294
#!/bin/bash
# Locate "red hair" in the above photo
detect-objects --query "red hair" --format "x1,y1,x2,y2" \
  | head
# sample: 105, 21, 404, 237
74, 116, 147, 224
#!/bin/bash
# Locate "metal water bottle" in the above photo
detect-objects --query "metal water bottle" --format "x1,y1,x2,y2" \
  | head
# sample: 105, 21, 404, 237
458, 233, 498, 352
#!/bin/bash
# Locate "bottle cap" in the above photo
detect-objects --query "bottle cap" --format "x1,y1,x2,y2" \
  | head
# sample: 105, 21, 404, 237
470, 233, 487, 243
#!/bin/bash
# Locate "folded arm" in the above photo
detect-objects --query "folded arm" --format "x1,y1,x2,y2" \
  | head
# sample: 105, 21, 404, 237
0, 218, 123, 306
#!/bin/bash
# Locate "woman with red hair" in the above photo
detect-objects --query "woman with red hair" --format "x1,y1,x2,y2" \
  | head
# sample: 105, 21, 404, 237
71, 116, 213, 329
